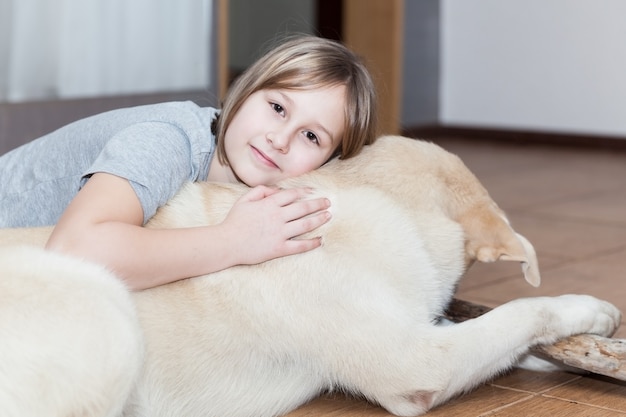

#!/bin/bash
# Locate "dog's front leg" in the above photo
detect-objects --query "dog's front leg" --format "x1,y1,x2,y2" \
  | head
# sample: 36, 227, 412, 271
422, 294, 620, 411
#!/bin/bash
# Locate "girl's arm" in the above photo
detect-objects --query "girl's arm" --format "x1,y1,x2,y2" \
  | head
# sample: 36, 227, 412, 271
45, 173, 331, 290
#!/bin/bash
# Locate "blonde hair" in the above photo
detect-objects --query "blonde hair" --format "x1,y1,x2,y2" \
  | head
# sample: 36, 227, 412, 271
214, 35, 378, 165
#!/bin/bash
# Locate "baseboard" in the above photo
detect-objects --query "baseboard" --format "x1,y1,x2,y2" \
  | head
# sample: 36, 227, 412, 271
403, 125, 626, 152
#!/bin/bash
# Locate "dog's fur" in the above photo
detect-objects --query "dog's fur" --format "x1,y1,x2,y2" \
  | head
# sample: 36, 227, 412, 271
0, 135, 620, 417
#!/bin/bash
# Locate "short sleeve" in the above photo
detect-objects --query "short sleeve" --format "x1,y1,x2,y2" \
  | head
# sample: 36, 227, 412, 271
83, 121, 195, 223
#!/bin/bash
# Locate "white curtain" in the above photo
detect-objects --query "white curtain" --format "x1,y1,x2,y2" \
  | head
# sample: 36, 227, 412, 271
0, 0, 213, 102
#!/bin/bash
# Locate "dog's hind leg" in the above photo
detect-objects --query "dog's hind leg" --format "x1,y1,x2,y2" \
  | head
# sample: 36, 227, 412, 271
0, 246, 143, 417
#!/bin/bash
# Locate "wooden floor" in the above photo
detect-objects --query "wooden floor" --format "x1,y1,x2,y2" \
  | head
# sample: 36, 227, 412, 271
286, 136, 626, 416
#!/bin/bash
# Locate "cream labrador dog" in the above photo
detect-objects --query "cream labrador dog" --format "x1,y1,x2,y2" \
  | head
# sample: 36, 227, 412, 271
0, 135, 620, 417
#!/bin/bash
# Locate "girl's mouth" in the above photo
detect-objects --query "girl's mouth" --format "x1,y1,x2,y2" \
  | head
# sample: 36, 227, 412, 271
251, 146, 279, 169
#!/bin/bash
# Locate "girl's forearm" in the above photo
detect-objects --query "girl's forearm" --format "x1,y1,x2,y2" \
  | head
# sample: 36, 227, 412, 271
46, 223, 238, 290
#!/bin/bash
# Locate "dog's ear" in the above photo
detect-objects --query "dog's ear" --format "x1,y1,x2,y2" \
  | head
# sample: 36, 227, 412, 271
461, 205, 541, 287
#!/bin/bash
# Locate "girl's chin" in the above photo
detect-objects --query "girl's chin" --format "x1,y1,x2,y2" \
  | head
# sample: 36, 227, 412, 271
232, 170, 270, 188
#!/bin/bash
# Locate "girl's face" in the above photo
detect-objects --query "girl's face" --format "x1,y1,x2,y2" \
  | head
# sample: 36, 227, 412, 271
222, 85, 346, 186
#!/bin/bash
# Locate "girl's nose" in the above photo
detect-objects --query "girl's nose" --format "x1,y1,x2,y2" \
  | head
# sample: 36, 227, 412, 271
266, 131, 290, 153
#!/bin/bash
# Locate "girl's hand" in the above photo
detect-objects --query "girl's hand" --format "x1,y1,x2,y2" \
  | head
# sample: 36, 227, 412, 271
223, 185, 331, 265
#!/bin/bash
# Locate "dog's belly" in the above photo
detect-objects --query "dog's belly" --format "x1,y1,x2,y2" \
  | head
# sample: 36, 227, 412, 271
130, 274, 326, 415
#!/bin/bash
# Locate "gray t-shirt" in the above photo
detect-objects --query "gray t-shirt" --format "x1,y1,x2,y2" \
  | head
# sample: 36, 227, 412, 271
0, 101, 218, 227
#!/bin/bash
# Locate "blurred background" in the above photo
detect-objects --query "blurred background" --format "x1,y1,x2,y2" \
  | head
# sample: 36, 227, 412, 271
2, 0, 626, 154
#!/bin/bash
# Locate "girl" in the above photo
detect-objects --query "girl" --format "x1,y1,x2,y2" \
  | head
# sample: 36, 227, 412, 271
0, 35, 378, 290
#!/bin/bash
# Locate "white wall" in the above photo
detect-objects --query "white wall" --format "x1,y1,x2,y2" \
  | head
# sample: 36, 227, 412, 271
440, 0, 626, 137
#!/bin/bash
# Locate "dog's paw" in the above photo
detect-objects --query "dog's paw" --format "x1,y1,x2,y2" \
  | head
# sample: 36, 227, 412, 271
552, 294, 621, 339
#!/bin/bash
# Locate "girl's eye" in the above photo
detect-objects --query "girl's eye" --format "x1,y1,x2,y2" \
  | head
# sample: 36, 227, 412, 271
270, 102, 285, 116
305, 131, 319, 145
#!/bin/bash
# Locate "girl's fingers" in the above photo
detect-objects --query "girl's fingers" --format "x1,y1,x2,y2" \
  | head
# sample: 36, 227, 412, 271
268, 187, 314, 207
284, 208, 332, 239
282, 236, 323, 256
283, 197, 331, 222
243, 185, 280, 202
